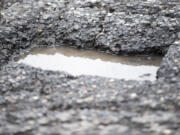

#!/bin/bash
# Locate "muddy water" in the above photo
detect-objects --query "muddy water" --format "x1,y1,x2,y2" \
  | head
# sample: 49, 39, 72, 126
15, 47, 162, 81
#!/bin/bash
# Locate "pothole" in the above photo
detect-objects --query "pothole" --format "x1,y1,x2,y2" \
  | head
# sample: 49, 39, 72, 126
15, 46, 162, 81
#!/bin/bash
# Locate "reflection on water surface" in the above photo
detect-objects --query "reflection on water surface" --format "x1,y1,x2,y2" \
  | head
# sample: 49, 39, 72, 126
16, 47, 162, 81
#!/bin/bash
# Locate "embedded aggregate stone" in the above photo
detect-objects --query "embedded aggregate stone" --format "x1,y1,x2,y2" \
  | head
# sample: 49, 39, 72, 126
157, 42, 180, 82
0, 0, 180, 135
0, 63, 180, 135
1, 0, 180, 67
0, 0, 23, 10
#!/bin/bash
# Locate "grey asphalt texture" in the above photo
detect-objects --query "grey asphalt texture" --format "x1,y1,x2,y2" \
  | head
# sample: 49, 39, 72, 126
0, 0, 180, 135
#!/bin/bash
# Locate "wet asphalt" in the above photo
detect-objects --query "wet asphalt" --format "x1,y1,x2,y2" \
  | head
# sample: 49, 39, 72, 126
0, 0, 180, 135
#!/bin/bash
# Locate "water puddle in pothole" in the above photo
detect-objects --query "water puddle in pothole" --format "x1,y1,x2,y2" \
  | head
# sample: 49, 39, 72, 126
15, 47, 162, 81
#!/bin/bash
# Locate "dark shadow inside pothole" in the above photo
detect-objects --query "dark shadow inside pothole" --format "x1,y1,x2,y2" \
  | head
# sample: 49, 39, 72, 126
14, 46, 162, 81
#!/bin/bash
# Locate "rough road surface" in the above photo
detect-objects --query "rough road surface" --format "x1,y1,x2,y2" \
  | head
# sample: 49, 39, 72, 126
0, 0, 180, 135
